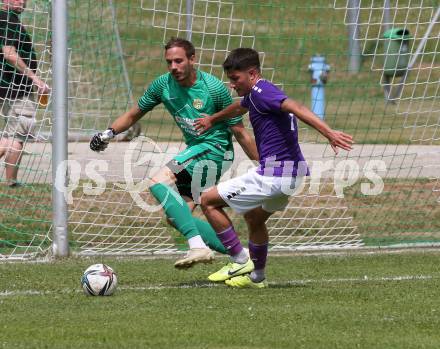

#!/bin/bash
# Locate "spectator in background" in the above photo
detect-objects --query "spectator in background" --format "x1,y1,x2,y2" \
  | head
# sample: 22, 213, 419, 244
0, 0, 50, 186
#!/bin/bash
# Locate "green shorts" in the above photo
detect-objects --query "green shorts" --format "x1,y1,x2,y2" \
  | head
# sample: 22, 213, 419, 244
166, 143, 234, 200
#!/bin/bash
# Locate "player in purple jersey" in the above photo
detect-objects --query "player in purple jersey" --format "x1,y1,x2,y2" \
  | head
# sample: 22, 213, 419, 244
194, 48, 353, 288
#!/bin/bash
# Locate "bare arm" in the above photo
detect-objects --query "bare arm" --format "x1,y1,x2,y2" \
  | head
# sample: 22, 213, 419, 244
230, 122, 259, 161
90, 104, 146, 151
281, 98, 353, 154
110, 105, 146, 134
2, 45, 49, 94
194, 100, 248, 133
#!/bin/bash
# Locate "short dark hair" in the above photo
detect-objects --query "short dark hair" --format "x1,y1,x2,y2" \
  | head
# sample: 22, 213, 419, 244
222, 48, 261, 72
164, 37, 195, 58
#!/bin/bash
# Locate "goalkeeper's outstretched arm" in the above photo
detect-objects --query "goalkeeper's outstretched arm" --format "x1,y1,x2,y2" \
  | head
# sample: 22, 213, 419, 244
90, 105, 146, 152
110, 105, 145, 134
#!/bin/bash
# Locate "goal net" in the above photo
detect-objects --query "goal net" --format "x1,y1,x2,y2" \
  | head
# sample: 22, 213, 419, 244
1, 0, 439, 259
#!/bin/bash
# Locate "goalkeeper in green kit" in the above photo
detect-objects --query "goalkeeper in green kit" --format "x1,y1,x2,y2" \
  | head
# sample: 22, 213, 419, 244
90, 37, 258, 268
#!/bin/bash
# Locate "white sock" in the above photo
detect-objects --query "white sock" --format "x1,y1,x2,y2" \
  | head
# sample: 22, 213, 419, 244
188, 235, 208, 249
231, 248, 249, 264
250, 269, 265, 283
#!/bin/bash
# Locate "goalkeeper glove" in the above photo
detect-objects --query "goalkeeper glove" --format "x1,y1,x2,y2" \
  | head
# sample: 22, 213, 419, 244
90, 128, 116, 152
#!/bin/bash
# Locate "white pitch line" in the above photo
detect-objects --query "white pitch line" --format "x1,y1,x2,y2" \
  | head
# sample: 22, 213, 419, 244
281, 274, 434, 285
0, 274, 435, 298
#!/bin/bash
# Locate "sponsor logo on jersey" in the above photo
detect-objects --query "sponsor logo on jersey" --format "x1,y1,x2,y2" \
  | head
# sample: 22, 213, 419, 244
193, 99, 203, 109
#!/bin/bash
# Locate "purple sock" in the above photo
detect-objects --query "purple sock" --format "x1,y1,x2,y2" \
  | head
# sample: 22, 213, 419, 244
249, 241, 268, 270
217, 226, 244, 256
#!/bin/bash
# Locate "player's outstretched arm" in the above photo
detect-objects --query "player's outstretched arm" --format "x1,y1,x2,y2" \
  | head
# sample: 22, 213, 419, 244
110, 105, 145, 134
194, 100, 247, 134
230, 122, 259, 161
281, 98, 353, 154
90, 105, 145, 152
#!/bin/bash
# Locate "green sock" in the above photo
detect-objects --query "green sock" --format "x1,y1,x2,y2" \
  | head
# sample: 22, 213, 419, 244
193, 217, 227, 254
149, 183, 199, 239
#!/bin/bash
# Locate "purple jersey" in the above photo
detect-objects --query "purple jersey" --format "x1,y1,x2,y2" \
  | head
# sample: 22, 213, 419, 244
241, 79, 309, 177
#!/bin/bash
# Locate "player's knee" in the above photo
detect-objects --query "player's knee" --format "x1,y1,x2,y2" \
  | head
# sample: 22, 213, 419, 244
148, 175, 167, 190
200, 194, 211, 213
149, 177, 159, 189
150, 167, 176, 188
200, 200, 208, 213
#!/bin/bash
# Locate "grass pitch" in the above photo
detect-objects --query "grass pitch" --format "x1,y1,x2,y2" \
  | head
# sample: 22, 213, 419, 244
1, 251, 440, 349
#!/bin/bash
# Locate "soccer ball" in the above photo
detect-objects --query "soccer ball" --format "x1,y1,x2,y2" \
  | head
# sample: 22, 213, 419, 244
81, 263, 118, 296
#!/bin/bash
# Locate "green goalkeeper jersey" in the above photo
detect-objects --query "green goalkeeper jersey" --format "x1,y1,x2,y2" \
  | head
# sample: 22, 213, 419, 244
138, 70, 242, 152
